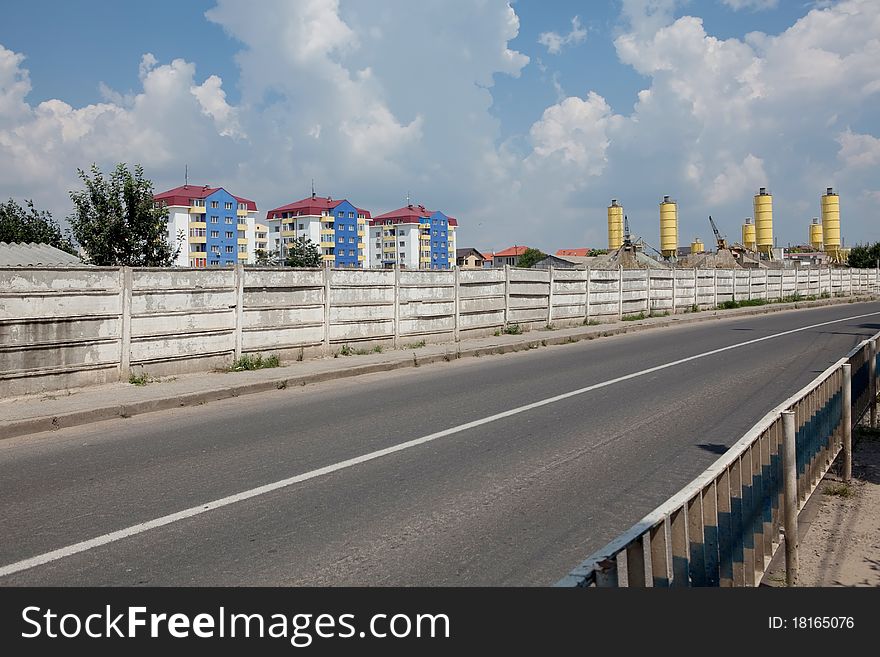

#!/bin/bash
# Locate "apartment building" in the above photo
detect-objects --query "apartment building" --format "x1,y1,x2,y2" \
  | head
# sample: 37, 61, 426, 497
368, 203, 458, 269
265, 193, 370, 268
154, 184, 258, 267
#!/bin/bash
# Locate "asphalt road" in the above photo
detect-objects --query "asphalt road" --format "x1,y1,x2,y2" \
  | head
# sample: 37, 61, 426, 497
2, 302, 879, 586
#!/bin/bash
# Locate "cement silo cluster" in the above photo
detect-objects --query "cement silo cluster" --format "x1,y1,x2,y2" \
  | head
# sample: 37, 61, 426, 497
607, 199, 623, 250
821, 187, 842, 261
753, 188, 774, 256
809, 217, 823, 251
659, 196, 678, 258
741, 218, 756, 252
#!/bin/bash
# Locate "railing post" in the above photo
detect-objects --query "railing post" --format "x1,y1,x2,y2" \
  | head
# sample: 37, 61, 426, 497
871, 338, 877, 429
843, 362, 852, 482
713, 269, 718, 308
547, 265, 554, 325
584, 268, 591, 323
645, 268, 651, 315
323, 267, 331, 355
393, 263, 400, 349
233, 264, 244, 361
453, 266, 460, 343
119, 266, 132, 380
671, 269, 677, 315
747, 268, 752, 301
504, 264, 510, 330
618, 265, 623, 320
781, 410, 798, 587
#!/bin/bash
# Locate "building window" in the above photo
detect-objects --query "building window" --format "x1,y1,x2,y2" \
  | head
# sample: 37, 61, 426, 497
225, 245, 234, 253
210, 260, 220, 266
225, 202, 233, 210
299, 224, 304, 230
348, 212, 354, 218
337, 211, 343, 217
225, 231, 234, 238
238, 245, 247, 253
225, 216, 233, 224
338, 237, 344, 243
349, 225, 354, 231
211, 216, 219, 223
211, 245, 220, 253
349, 250, 355, 256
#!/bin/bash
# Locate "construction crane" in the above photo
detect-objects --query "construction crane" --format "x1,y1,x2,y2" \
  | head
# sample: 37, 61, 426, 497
708, 215, 728, 251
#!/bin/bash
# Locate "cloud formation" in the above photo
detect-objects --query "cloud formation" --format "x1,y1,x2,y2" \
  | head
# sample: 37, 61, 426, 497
538, 16, 588, 55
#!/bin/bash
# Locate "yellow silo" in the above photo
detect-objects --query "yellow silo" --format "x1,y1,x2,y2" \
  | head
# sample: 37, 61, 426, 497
742, 218, 756, 251
659, 195, 678, 258
753, 187, 774, 256
690, 238, 705, 254
821, 188, 841, 261
809, 217, 823, 251
607, 199, 623, 250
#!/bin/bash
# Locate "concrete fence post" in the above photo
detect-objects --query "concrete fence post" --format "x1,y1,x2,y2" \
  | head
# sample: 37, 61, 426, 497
233, 264, 244, 361
584, 268, 591, 323
781, 410, 798, 587
504, 264, 511, 330
119, 266, 132, 380
547, 265, 554, 325
848, 268, 853, 297
618, 265, 623, 320
870, 338, 877, 429
748, 268, 752, 301
794, 267, 799, 297
645, 268, 651, 315
454, 266, 460, 343
713, 269, 718, 308
671, 268, 677, 315
843, 362, 852, 482
322, 267, 331, 355
393, 264, 400, 349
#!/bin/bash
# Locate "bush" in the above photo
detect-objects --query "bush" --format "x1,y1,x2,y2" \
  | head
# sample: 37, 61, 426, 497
502, 323, 522, 335
229, 354, 280, 371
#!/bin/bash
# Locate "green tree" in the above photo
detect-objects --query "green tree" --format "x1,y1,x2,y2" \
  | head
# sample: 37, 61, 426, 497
253, 248, 280, 266
284, 237, 322, 268
0, 198, 77, 254
516, 247, 547, 268
68, 163, 182, 266
847, 242, 880, 268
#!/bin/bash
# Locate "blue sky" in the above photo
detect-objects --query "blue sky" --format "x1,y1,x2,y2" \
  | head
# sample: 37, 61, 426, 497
1, 1, 878, 254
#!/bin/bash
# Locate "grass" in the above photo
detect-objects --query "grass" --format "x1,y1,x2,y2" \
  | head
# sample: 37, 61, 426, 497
716, 298, 769, 310
502, 323, 523, 335
128, 372, 150, 386
649, 310, 669, 317
621, 312, 647, 321
228, 353, 281, 371
405, 340, 426, 349
337, 344, 384, 356
823, 482, 855, 498
583, 318, 602, 326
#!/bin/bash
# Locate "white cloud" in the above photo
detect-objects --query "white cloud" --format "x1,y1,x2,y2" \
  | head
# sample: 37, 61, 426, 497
538, 16, 587, 55
837, 129, 880, 169
722, 0, 778, 10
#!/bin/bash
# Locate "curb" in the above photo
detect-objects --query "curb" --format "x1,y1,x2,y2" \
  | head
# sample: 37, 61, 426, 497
2, 294, 876, 440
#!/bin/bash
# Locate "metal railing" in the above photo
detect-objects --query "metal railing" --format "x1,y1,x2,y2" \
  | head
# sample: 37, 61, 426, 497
557, 331, 880, 587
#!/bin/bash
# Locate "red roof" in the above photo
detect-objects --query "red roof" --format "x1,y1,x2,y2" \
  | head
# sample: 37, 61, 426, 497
265, 195, 371, 221
492, 246, 529, 257
371, 204, 458, 226
557, 248, 590, 257
154, 185, 257, 211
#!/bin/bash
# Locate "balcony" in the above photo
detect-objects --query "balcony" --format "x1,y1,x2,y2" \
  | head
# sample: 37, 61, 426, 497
236, 209, 249, 218
188, 236, 207, 244
320, 240, 335, 248
188, 221, 206, 229
238, 238, 249, 245
320, 228, 335, 235
188, 206, 205, 214
321, 254, 335, 262
237, 224, 248, 232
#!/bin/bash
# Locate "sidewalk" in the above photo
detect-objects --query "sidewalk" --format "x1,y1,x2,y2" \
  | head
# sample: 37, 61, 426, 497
1, 294, 875, 440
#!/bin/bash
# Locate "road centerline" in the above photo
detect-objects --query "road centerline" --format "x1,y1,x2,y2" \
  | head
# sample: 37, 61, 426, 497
1, 309, 877, 579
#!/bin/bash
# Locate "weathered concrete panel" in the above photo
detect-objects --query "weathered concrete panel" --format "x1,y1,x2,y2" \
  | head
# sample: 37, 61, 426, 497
509, 295, 548, 309
131, 290, 235, 315
132, 310, 235, 336
508, 308, 547, 322
244, 288, 323, 308
459, 297, 505, 313
0, 293, 120, 320
331, 270, 394, 287
330, 304, 394, 322
459, 310, 504, 329
399, 300, 455, 318
459, 270, 503, 284
0, 316, 119, 346
399, 316, 456, 334
0, 268, 119, 292
510, 282, 549, 296
552, 270, 587, 282
132, 269, 234, 291
243, 325, 324, 349
553, 281, 586, 294
399, 271, 454, 287
510, 268, 549, 283
399, 286, 454, 302
590, 302, 619, 316
329, 287, 394, 305
0, 341, 119, 376
244, 269, 324, 288
329, 320, 393, 341
459, 283, 505, 298
130, 331, 233, 362
243, 307, 324, 328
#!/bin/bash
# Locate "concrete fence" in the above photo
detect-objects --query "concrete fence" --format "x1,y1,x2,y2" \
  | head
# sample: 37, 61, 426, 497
1, 265, 879, 398
556, 331, 880, 587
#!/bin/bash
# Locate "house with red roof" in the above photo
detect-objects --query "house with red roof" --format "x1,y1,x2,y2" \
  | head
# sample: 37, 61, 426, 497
489, 245, 530, 268
154, 184, 258, 268
265, 192, 371, 268
368, 203, 458, 269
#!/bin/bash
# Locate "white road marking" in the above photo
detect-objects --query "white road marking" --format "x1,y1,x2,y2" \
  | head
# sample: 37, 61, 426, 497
2, 309, 878, 578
